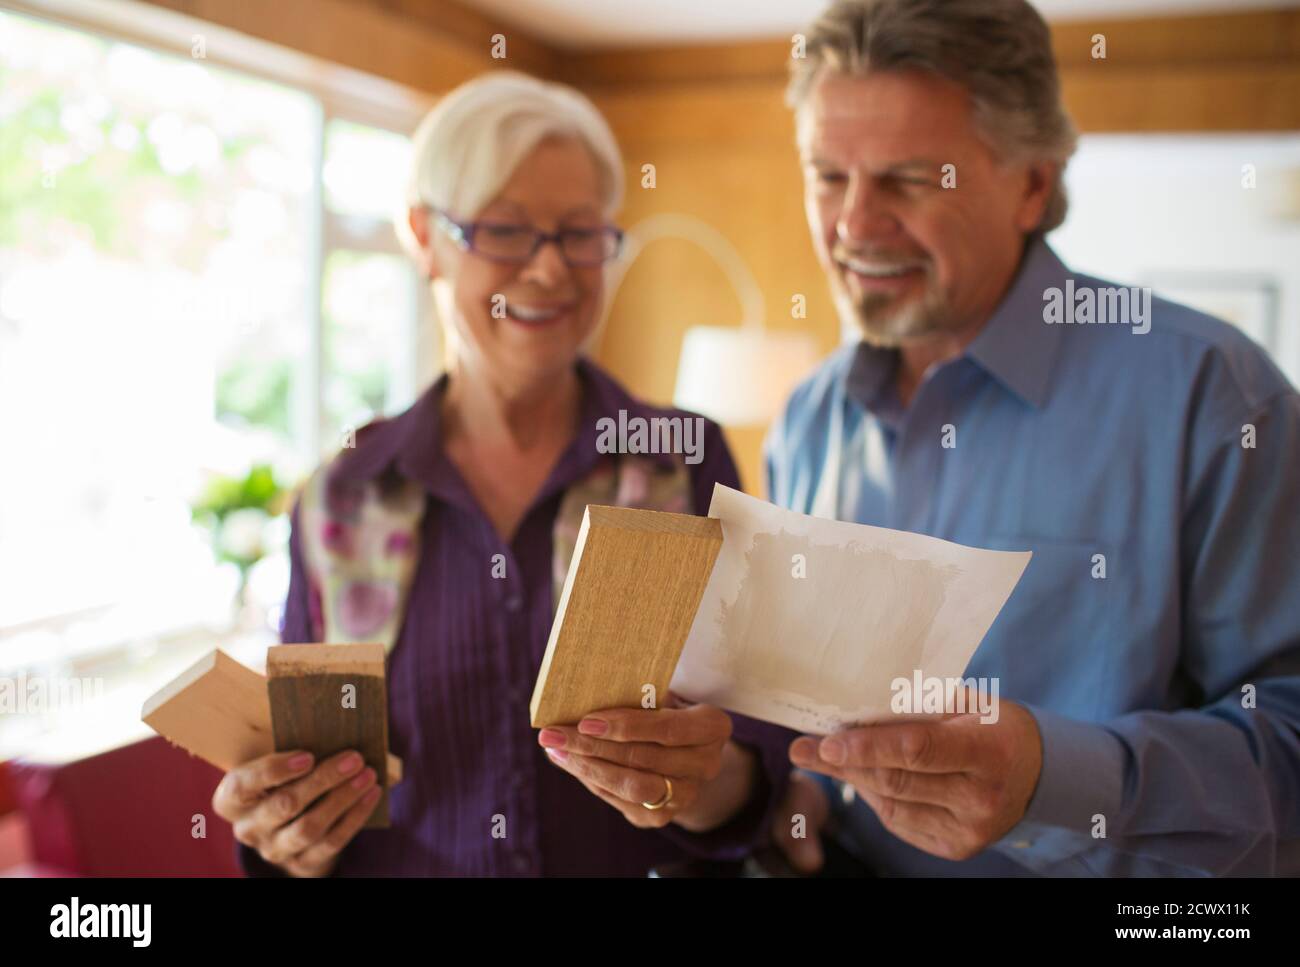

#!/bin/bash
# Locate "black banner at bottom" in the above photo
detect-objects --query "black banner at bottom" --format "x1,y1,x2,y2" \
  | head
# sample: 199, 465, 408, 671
0, 873, 1287, 953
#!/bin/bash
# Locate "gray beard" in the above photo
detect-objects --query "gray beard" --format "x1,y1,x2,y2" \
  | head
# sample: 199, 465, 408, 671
840, 281, 952, 348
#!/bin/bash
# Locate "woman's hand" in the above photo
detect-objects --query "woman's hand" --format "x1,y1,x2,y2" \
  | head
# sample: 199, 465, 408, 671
212, 749, 381, 877
537, 697, 757, 831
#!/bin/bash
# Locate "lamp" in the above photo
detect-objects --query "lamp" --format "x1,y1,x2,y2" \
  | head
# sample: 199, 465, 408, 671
673, 325, 822, 426
602, 213, 821, 427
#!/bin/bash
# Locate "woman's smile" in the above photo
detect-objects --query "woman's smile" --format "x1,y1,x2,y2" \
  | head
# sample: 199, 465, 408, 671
501, 299, 578, 328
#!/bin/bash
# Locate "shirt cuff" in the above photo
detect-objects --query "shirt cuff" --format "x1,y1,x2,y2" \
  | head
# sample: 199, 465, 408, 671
658, 714, 793, 863
237, 842, 290, 878
992, 704, 1127, 870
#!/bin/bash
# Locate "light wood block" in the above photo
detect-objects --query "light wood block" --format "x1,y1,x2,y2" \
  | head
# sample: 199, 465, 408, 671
530, 505, 723, 728
142, 650, 273, 773
141, 649, 402, 784
267, 643, 391, 828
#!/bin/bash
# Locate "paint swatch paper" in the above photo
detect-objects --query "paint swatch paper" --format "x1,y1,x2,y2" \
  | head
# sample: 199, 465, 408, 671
670, 484, 1032, 735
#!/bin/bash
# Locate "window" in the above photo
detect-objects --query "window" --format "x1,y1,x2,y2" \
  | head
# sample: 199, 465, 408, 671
0, 7, 428, 743
1052, 133, 1300, 387
320, 118, 419, 449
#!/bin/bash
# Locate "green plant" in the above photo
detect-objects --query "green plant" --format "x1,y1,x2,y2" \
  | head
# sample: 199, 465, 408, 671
190, 464, 288, 582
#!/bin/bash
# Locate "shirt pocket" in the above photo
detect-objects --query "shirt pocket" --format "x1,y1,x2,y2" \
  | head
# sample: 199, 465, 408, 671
966, 535, 1116, 717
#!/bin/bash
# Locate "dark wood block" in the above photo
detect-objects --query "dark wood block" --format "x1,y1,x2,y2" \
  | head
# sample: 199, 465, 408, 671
267, 643, 390, 828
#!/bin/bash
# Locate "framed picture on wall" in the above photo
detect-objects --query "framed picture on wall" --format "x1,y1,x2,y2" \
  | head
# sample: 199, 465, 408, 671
1140, 271, 1281, 357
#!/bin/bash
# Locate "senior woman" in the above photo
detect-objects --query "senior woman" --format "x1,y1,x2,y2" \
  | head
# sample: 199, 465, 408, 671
212, 71, 793, 876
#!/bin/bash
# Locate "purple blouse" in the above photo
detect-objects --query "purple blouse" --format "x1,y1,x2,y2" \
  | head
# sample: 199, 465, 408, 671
240, 358, 794, 876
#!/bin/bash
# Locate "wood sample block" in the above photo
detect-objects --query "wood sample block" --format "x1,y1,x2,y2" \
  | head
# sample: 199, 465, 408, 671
142, 650, 273, 772
530, 505, 724, 729
142, 649, 402, 784
267, 643, 391, 828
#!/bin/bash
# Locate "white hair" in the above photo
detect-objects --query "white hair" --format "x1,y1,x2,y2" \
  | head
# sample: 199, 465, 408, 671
397, 70, 624, 258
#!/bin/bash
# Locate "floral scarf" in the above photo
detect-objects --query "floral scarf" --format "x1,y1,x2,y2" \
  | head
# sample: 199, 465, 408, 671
296, 452, 692, 651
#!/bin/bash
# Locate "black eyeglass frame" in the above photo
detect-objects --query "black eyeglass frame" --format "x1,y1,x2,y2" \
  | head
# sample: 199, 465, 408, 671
430, 208, 624, 266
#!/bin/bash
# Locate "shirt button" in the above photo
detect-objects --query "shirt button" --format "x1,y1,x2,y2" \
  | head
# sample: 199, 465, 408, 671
505, 594, 523, 612
511, 853, 530, 873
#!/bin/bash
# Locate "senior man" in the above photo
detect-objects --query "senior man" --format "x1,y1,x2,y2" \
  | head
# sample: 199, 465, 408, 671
769, 0, 1300, 876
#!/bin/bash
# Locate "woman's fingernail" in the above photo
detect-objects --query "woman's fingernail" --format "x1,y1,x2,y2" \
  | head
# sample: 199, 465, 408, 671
352, 768, 376, 790
577, 718, 607, 736
546, 747, 569, 763
289, 752, 313, 771
538, 728, 566, 749
338, 752, 363, 776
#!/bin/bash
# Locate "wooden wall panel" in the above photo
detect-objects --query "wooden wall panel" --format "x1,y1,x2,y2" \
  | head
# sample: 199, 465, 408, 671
135, 0, 498, 90
1061, 63, 1300, 132
1049, 9, 1300, 68
563, 39, 791, 88
590, 90, 840, 492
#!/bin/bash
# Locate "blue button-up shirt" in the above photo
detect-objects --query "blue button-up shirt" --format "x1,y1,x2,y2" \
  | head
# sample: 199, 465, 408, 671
765, 238, 1300, 875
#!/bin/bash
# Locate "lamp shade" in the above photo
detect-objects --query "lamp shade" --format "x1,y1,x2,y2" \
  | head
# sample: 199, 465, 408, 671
673, 326, 822, 427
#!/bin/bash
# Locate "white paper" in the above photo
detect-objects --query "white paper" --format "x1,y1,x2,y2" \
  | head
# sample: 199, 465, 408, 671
670, 485, 1032, 735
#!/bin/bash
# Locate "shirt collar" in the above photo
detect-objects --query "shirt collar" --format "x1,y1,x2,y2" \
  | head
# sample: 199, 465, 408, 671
568, 356, 681, 475
964, 236, 1069, 409
328, 356, 678, 497
845, 341, 899, 415
845, 236, 1068, 413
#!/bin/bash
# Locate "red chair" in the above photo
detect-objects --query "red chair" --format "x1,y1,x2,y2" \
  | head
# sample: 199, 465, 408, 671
8, 736, 240, 876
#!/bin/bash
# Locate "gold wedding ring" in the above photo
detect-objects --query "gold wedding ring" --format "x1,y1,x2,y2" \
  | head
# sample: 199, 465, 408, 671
642, 776, 674, 811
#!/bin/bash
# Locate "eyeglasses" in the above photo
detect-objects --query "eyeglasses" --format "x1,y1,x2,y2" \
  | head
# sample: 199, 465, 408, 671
432, 209, 623, 266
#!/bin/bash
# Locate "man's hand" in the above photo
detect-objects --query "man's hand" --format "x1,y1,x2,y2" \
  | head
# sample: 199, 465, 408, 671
213, 749, 381, 877
537, 698, 745, 831
771, 770, 831, 873
789, 701, 1043, 862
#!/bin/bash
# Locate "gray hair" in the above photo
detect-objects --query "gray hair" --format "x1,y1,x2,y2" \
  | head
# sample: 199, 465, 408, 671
788, 0, 1077, 234
397, 71, 624, 260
